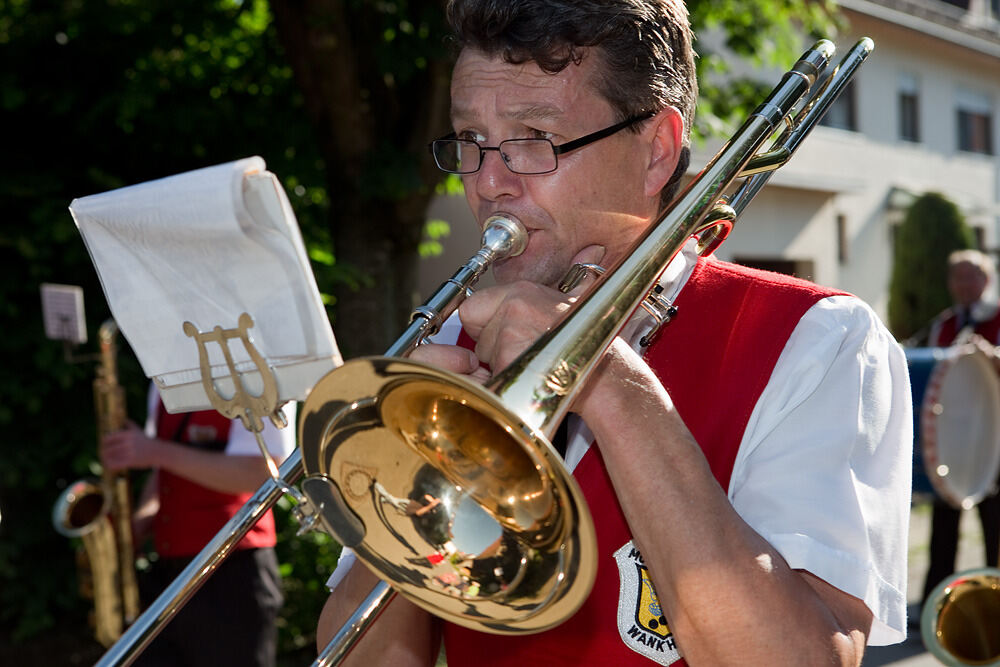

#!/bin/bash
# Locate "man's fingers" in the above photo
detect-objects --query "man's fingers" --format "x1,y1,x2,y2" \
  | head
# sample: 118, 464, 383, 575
409, 343, 481, 375
571, 244, 607, 268
468, 366, 492, 385
458, 285, 508, 340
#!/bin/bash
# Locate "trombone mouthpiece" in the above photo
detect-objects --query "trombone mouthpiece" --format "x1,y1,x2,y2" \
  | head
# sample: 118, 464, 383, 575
481, 213, 528, 260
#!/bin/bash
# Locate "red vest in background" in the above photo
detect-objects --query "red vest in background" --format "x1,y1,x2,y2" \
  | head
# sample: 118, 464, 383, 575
154, 404, 277, 558
929, 305, 1000, 347
443, 258, 845, 666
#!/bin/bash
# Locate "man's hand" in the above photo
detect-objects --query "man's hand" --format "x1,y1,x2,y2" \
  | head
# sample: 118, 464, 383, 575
408, 342, 489, 381
409, 244, 606, 378
100, 421, 161, 472
957, 333, 1000, 374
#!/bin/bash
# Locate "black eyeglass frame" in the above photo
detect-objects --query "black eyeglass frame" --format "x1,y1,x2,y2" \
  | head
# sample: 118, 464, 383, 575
428, 110, 656, 175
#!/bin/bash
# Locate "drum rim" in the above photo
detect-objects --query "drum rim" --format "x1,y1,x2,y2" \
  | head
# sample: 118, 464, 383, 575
920, 345, 1000, 510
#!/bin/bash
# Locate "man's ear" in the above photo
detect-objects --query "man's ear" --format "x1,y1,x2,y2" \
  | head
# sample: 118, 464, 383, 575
644, 106, 684, 198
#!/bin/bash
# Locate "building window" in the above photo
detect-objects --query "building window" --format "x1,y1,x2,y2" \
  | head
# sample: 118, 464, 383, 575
820, 80, 857, 131
898, 73, 920, 142
956, 88, 994, 155
958, 110, 993, 154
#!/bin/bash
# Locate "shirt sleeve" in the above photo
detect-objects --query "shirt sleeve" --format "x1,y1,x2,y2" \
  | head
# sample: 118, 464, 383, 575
326, 547, 358, 590
728, 295, 913, 646
224, 400, 298, 462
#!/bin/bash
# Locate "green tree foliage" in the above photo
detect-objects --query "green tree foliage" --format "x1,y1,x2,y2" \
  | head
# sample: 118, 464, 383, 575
0, 0, 840, 662
269, 0, 455, 358
0, 1, 336, 660
688, 0, 844, 139
888, 193, 976, 342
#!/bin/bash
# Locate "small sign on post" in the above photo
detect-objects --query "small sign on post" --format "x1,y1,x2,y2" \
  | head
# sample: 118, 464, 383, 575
40, 283, 88, 345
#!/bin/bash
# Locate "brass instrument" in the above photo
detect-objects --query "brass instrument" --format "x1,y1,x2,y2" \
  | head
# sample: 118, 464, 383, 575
921, 567, 1000, 666
93, 37, 873, 667
53, 319, 141, 647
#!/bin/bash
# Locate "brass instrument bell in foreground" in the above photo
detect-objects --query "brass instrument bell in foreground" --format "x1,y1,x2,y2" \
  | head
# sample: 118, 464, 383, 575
921, 567, 1000, 666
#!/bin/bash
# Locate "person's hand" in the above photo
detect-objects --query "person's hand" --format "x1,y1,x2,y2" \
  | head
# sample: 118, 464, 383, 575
964, 333, 1000, 373
408, 341, 490, 383
966, 332, 998, 355
100, 421, 161, 472
409, 244, 605, 380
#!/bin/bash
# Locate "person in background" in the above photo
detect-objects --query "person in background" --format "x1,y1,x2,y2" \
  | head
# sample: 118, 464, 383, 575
101, 384, 296, 667
920, 249, 1000, 606
316, 1, 912, 664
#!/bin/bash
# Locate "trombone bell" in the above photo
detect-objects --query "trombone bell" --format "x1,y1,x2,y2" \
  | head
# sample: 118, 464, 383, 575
299, 356, 597, 634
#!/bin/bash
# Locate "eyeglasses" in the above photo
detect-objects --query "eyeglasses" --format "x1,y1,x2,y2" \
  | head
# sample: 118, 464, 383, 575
429, 111, 655, 175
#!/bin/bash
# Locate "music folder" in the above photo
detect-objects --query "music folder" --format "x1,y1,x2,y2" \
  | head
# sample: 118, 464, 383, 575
69, 156, 342, 416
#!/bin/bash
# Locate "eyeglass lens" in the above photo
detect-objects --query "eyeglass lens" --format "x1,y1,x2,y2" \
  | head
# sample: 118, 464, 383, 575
433, 139, 558, 175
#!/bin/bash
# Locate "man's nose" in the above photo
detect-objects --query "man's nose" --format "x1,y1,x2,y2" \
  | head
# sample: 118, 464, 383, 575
472, 148, 524, 201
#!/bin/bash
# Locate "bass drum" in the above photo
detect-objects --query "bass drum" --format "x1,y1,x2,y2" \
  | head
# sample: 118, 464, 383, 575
910, 345, 1000, 510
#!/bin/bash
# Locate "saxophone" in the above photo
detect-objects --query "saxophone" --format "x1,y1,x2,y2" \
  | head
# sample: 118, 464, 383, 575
52, 319, 141, 647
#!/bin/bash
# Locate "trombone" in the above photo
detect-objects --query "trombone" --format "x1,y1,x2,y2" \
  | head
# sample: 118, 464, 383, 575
94, 37, 873, 667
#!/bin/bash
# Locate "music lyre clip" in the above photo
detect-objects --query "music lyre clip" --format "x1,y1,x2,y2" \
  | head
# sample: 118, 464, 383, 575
183, 313, 287, 478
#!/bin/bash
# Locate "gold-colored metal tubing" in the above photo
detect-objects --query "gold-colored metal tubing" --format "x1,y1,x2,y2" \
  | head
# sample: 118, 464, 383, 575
732, 38, 874, 215
53, 318, 141, 648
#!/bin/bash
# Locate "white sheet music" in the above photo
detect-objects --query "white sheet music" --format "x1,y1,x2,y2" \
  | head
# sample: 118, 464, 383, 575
70, 156, 342, 413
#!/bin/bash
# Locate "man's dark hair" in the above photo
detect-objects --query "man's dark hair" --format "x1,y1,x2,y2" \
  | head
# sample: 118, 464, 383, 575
446, 0, 698, 203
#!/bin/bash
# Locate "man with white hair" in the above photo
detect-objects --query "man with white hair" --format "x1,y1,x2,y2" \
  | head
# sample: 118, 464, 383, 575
920, 248, 1000, 605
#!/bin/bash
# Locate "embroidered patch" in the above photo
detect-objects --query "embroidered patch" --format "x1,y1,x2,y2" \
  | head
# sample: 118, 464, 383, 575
614, 541, 683, 665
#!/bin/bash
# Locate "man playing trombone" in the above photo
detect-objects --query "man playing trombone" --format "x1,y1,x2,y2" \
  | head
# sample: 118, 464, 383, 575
317, 0, 912, 664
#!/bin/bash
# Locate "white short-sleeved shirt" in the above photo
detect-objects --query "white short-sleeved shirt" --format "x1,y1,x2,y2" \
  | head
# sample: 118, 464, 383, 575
328, 241, 913, 646
145, 383, 297, 462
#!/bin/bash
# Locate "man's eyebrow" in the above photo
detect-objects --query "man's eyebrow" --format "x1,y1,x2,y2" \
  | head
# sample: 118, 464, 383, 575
508, 104, 563, 121
451, 103, 565, 125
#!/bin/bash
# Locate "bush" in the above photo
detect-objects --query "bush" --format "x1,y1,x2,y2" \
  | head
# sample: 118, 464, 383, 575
887, 192, 976, 341
273, 497, 342, 664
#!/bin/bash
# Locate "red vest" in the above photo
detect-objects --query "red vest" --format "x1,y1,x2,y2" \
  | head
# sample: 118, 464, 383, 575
929, 305, 1000, 347
443, 257, 845, 666
154, 404, 277, 558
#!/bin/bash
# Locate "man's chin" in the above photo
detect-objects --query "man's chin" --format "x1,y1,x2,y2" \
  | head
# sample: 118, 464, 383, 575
492, 259, 564, 288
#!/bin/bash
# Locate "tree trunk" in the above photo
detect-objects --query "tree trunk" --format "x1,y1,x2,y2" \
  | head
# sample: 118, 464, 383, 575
271, 0, 453, 357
